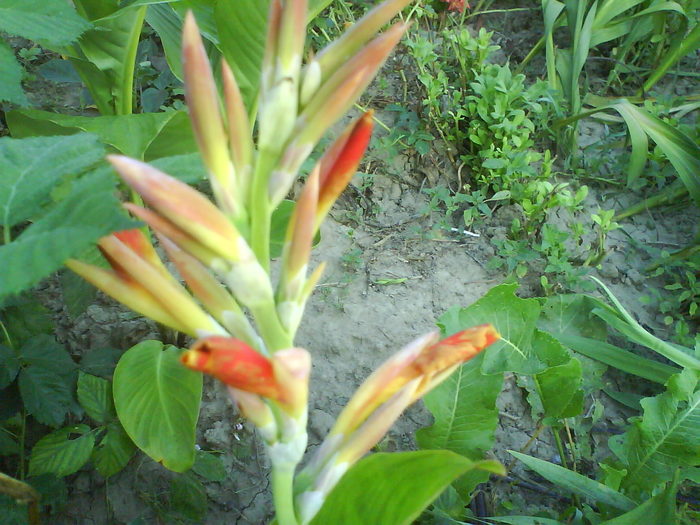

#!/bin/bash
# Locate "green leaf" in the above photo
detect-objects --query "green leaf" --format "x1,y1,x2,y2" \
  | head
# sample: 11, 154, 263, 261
113, 340, 202, 472
0, 133, 104, 229
416, 352, 503, 494
0, 40, 28, 105
270, 200, 295, 259
92, 422, 136, 477
613, 370, 700, 496
437, 283, 543, 374
80, 347, 123, 378
170, 472, 208, 522
18, 367, 74, 427
534, 358, 584, 418
6, 109, 194, 160
508, 451, 637, 512
16, 335, 77, 427
0, 169, 137, 299
192, 450, 227, 482
311, 451, 501, 525
488, 518, 565, 525
537, 294, 607, 340
555, 333, 679, 384
60, 258, 99, 319
28, 425, 95, 477
64, 5, 147, 115
601, 471, 678, 524
150, 153, 207, 184
77, 372, 115, 424
214, 0, 268, 110
0, 430, 19, 456
0, 344, 20, 389
0, 0, 91, 46
0, 293, 53, 347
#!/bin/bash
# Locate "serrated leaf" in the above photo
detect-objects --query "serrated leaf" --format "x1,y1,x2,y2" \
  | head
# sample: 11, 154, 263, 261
614, 372, 700, 496
113, 340, 202, 472
92, 423, 136, 478
77, 372, 114, 424
0, 169, 137, 298
0, 0, 91, 47
0, 430, 19, 456
192, 450, 226, 482
18, 367, 74, 427
438, 283, 543, 374
0, 293, 53, 346
60, 264, 99, 319
80, 347, 123, 378
28, 425, 95, 477
537, 294, 607, 340
19, 335, 76, 376
509, 451, 636, 512
416, 352, 502, 495
0, 133, 103, 229
6, 109, 193, 160
601, 471, 678, 524
170, 472, 208, 521
0, 39, 28, 105
0, 344, 20, 389
311, 451, 501, 525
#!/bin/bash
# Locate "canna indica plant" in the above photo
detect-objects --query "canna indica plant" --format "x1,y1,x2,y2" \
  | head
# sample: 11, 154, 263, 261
66, 0, 500, 522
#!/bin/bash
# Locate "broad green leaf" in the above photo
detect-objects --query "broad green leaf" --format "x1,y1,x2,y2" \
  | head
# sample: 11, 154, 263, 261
601, 471, 678, 524
555, 333, 679, 384
143, 110, 198, 160
6, 109, 193, 160
613, 370, 700, 495
438, 283, 543, 374
0, 345, 20, 389
538, 294, 607, 340
149, 153, 206, 184
0, 133, 103, 229
0, 294, 53, 346
113, 340, 202, 472
192, 450, 227, 482
73, 0, 120, 21
92, 423, 136, 477
65, 5, 147, 115
509, 451, 637, 512
146, 4, 187, 79
0, 0, 91, 46
80, 347, 123, 378
488, 518, 565, 525
535, 358, 584, 418
18, 367, 74, 427
170, 472, 208, 521
19, 334, 76, 376
0, 40, 28, 105
311, 451, 501, 525
77, 372, 115, 424
417, 353, 503, 495
215, 0, 268, 110
0, 169, 136, 299
0, 430, 19, 456
28, 425, 95, 477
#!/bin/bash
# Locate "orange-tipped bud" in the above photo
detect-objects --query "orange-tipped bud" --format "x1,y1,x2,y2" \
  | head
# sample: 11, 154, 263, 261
109, 155, 242, 264
314, 0, 413, 82
297, 324, 500, 516
182, 337, 281, 399
316, 111, 374, 227
222, 60, 253, 196
182, 12, 238, 216
68, 230, 227, 337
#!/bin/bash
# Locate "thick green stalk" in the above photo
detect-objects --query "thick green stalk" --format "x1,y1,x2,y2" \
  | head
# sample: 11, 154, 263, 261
272, 465, 298, 525
250, 301, 292, 353
117, 6, 147, 116
250, 151, 277, 272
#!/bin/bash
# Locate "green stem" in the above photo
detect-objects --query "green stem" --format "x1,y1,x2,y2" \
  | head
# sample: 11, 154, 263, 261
272, 465, 298, 525
117, 6, 147, 116
251, 301, 292, 354
3, 224, 10, 245
552, 426, 581, 509
19, 410, 27, 480
250, 152, 277, 272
